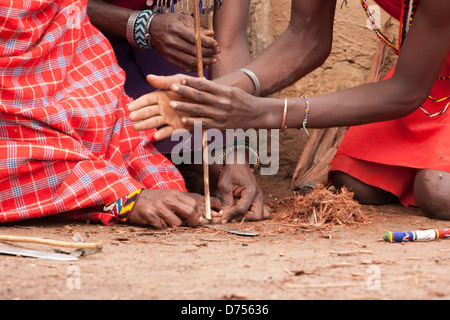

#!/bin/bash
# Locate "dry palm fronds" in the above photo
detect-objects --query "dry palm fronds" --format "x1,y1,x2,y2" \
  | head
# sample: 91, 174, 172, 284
290, 185, 367, 228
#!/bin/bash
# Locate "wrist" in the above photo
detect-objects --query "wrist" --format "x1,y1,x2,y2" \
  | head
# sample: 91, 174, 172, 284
259, 98, 286, 129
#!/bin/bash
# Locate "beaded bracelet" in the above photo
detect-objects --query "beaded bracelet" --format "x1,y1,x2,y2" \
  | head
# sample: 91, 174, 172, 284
127, 10, 158, 50
300, 94, 310, 136
218, 141, 260, 172
103, 189, 143, 223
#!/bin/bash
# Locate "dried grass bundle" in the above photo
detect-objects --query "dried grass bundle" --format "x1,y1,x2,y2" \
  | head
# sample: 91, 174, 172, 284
292, 185, 367, 228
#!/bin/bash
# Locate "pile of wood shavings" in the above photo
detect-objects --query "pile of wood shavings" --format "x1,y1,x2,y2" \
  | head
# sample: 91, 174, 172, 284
289, 185, 368, 228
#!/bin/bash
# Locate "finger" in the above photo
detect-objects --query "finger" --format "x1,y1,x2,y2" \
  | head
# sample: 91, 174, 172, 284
171, 81, 232, 109
183, 77, 229, 97
175, 22, 218, 50
159, 218, 168, 229
222, 188, 256, 223
219, 194, 234, 224
129, 105, 160, 122
171, 195, 201, 227
182, 117, 219, 130
133, 209, 168, 229
146, 74, 192, 91
243, 192, 265, 222
210, 196, 224, 211
263, 205, 272, 220
133, 115, 166, 131
163, 51, 216, 73
169, 100, 217, 118
171, 79, 218, 100
158, 205, 184, 227
196, 199, 220, 218
127, 92, 160, 112
165, 35, 218, 59
154, 126, 175, 142
201, 29, 215, 38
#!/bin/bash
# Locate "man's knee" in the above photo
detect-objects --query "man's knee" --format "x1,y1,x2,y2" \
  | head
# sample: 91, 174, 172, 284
414, 169, 450, 220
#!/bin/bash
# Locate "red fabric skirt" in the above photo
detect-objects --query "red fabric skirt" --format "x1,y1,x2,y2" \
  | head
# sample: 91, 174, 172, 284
330, 17, 450, 208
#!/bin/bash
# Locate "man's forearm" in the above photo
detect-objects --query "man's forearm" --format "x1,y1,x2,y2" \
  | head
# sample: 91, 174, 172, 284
87, 0, 132, 38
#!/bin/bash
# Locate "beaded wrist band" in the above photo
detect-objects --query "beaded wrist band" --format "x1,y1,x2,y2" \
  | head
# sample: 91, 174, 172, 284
301, 94, 310, 136
103, 189, 143, 223
127, 10, 158, 50
134, 10, 156, 50
218, 141, 260, 172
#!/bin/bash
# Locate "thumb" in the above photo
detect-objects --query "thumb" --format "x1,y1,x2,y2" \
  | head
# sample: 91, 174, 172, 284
146, 74, 189, 90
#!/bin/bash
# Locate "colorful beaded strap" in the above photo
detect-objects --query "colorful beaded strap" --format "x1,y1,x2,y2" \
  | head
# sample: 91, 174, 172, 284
103, 189, 143, 223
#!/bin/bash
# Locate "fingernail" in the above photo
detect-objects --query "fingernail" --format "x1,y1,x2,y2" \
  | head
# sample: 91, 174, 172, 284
181, 118, 187, 123
169, 101, 177, 108
171, 84, 179, 92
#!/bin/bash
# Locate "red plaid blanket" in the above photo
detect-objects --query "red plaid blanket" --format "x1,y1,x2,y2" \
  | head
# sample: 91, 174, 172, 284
0, 0, 186, 225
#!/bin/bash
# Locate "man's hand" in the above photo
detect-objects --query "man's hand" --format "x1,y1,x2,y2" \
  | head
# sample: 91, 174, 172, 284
128, 75, 192, 141
129, 189, 221, 229
150, 13, 219, 73
217, 163, 271, 224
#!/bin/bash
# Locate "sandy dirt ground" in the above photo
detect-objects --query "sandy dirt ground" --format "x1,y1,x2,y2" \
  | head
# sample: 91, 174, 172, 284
1, 1, 449, 301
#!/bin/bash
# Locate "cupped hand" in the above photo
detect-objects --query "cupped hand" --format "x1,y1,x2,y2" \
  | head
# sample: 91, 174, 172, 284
128, 75, 192, 141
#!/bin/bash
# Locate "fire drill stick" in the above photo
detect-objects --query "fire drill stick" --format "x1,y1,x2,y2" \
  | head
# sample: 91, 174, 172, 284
193, 0, 211, 220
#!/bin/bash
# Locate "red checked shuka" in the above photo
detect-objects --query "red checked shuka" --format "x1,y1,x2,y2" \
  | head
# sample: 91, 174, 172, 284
0, 0, 186, 225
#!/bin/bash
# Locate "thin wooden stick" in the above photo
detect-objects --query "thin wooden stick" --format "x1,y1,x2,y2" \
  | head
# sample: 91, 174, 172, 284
193, 0, 211, 220
0, 235, 103, 249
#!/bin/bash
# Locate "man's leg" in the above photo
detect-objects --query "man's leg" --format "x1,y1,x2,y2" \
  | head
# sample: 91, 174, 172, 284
330, 170, 399, 205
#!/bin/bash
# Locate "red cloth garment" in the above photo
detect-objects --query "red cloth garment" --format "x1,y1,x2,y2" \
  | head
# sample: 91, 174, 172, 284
330, 0, 450, 207
0, 0, 186, 225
